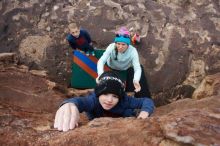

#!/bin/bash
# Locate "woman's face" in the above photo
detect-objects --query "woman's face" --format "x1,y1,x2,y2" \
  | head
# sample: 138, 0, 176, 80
115, 42, 128, 53
99, 93, 119, 110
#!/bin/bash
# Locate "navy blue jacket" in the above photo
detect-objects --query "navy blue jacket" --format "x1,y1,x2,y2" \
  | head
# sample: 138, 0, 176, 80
62, 92, 154, 120
66, 29, 92, 51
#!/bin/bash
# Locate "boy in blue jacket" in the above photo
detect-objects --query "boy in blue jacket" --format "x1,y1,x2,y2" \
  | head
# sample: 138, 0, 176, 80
54, 71, 154, 132
66, 23, 95, 56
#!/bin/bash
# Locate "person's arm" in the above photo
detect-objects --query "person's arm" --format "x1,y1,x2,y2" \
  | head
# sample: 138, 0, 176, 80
97, 44, 115, 79
137, 98, 154, 119
66, 34, 77, 50
131, 46, 142, 92
126, 96, 154, 119
81, 29, 92, 44
54, 94, 97, 132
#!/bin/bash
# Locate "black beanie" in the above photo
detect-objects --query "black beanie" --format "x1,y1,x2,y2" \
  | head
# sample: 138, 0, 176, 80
95, 71, 125, 98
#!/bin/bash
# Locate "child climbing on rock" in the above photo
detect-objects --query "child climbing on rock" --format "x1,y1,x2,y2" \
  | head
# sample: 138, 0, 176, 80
54, 71, 154, 132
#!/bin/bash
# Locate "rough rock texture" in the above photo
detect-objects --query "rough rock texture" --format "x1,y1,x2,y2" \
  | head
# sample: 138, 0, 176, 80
192, 72, 220, 99
0, 54, 80, 145
46, 104, 220, 146
1, 0, 219, 104
0, 55, 220, 146
0, 67, 66, 113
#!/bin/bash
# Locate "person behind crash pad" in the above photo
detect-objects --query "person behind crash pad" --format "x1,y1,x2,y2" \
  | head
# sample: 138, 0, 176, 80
66, 22, 95, 56
54, 71, 154, 132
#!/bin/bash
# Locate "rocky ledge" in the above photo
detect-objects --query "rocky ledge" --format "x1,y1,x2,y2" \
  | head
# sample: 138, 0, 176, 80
0, 53, 219, 146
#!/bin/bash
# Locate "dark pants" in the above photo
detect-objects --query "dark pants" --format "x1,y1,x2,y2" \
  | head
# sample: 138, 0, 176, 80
112, 66, 151, 98
83, 45, 95, 53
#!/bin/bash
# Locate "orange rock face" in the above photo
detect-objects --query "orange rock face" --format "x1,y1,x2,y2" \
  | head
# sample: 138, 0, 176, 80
192, 73, 220, 99
0, 64, 220, 146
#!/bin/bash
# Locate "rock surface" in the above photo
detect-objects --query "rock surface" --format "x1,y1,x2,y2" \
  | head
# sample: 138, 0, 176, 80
1, 0, 219, 104
0, 57, 219, 145
46, 103, 220, 146
0, 0, 220, 145
192, 72, 220, 99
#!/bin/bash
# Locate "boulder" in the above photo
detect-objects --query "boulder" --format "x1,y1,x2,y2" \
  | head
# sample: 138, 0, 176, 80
0, 63, 219, 145
0, 0, 219, 101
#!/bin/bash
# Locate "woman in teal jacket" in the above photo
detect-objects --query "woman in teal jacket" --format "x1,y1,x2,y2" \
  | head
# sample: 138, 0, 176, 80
97, 27, 151, 98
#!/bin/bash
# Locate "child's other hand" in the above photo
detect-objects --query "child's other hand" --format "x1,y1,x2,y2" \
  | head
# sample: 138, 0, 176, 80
137, 111, 149, 119
133, 81, 141, 92
54, 103, 80, 132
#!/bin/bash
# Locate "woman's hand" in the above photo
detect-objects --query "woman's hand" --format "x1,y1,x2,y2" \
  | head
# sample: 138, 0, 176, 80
96, 76, 100, 83
137, 111, 149, 119
133, 81, 141, 92
54, 103, 80, 132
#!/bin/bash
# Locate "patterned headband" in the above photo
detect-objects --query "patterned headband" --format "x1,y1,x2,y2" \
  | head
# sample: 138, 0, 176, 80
99, 76, 125, 88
